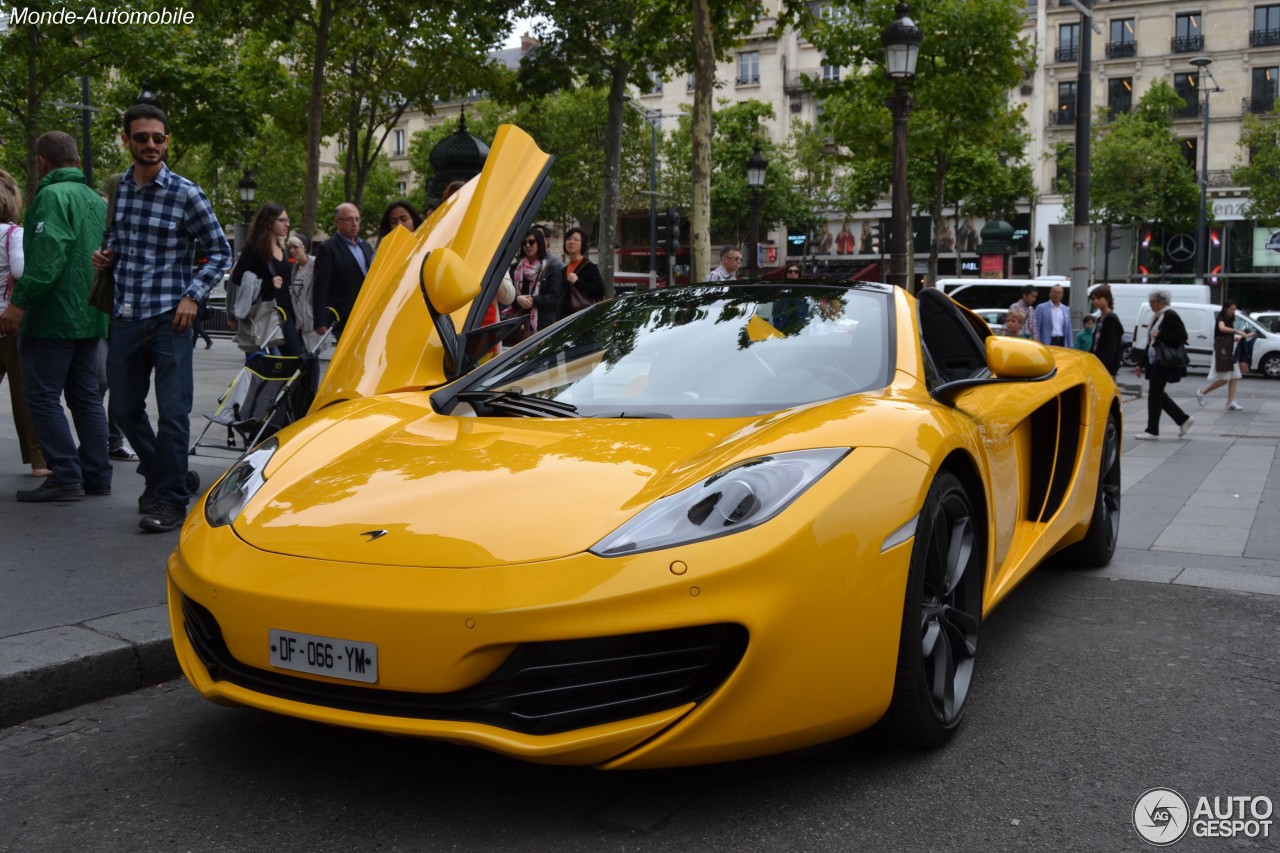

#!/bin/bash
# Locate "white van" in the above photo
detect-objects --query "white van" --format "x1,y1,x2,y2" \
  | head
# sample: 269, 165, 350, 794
939, 279, 1210, 363
1133, 302, 1280, 378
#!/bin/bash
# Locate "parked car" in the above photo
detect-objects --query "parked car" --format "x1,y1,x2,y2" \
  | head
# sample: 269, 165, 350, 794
972, 307, 1007, 334
1134, 302, 1280, 378
1249, 311, 1280, 333
167, 125, 1123, 769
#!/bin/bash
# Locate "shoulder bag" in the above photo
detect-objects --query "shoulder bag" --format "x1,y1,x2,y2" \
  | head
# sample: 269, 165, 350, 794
89, 174, 123, 314
1213, 335, 1236, 373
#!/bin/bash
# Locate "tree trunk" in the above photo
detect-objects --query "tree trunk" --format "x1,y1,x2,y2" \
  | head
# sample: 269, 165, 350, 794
691, 0, 715, 284
597, 62, 629, 299
301, 0, 333, 240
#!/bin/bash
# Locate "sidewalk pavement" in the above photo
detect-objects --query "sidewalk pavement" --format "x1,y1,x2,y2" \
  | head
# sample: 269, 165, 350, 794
2, 354, 1279, 728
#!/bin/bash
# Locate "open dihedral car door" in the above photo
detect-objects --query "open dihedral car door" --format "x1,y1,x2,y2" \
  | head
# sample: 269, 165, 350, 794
311, 125, 553, 411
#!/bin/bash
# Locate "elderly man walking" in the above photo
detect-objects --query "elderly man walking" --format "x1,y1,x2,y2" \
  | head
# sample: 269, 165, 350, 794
0, 132, 111, 502
312, 202, 373, 341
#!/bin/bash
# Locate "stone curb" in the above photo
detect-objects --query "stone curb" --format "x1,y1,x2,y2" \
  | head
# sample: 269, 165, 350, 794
0, 605, 178, 728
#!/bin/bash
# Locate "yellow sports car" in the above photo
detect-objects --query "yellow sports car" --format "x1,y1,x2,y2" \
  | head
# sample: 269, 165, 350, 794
168, 127, 1122, 769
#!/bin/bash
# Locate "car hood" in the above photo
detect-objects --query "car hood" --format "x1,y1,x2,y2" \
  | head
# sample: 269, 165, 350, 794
233, 393, 903, 568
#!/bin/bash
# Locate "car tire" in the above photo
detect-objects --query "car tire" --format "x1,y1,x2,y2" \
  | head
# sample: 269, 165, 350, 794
1120, 343, 1137, 367
1260, 352, 1280, 380
883, 469, 983, 748
1060, 410, 1121, 568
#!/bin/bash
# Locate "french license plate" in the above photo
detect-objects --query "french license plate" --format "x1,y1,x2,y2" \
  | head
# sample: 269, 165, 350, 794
268, 629, 378, 684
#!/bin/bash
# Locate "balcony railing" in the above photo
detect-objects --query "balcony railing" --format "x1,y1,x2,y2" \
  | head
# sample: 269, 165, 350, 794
1244, 96, 1277, 115
1251, 28, 1280, 47
1171, 35, 1204, 53
783, 71, 809, 94
1106, 105, 1131, 122
1173, 100, 1202, 119
735, 74, 760, 86
1055, 46, 1079, 63
1105, 41, 1137, 58
1204, 169, 1239, 189
1052, 107, 1076, 125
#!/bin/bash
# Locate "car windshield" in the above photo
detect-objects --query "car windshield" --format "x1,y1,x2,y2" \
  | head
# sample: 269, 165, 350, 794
452, 284, 894, 419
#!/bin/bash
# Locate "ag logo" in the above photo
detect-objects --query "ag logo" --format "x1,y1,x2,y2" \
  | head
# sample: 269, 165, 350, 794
1134, 788, 1190, 846
1166, 234, 1195, 263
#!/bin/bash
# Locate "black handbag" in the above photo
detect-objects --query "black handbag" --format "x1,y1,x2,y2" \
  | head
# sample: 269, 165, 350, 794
89, 173, 123, 314
1213, 336, 1236, 372
1151, 340, 1189, 368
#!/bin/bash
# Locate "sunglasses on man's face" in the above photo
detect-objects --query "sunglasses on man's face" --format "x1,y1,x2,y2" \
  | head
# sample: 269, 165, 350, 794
130, 132, 168, 145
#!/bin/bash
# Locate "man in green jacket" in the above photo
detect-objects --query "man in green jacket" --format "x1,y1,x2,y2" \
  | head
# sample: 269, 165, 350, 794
0, 131, 110, 502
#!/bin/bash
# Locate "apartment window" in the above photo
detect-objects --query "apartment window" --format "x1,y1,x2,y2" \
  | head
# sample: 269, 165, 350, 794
737, 51, 760, 86
1108, 77, 1133, 119
1172, 13, 1203, 53
1181, 138, 1198, 172
1056, 146, 1075, 192
821, 58, 840, 82
1251, 66, 1279, 114
648, 69, 664, 94
1174, 72, 1200, 118
1056, 81, 1077, 124
397, 181, 407, 196
687, 74, 696, 91
1252, 5, 1280, 47
1056, 23, 1079, 63
1106, 18, 1136, 58
392, 129, 405, 157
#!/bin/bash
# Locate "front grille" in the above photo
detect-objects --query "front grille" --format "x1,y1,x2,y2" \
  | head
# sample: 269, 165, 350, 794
181, 594, 747, 735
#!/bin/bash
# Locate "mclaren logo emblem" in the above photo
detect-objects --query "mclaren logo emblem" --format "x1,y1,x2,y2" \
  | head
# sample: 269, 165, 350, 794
360, 529, 389, 542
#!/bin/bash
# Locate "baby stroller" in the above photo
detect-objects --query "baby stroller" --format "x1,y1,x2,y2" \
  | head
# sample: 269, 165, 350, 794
191, 324, 330, 457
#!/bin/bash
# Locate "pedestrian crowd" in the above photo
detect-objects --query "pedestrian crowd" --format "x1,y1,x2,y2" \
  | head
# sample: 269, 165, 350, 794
0, 109, 617, 527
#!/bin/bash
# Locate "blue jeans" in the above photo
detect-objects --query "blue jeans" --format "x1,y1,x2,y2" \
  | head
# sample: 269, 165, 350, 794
18, 336, 111, 490
106, 311, 194, 507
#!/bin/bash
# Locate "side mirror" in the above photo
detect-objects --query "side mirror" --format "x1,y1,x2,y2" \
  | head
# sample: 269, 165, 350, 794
420, 248, 480, 316
985, 335, 1055, 378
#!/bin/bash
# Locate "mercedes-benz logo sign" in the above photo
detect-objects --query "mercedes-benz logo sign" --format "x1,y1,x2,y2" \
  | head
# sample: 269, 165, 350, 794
1166, 234, 1196, 263
1266, 231, 1280, 253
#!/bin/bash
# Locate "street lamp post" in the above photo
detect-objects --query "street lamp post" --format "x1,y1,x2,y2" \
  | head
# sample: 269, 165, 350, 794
624, 97, 662, 290
1190, 56, 1220, 299
1034, 240, 1045, 277
746, 144, 768, 279
236, 170, 257, 257
882, 3, 922, 292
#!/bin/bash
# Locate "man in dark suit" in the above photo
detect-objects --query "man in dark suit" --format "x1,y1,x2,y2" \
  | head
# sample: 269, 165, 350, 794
312, 202, 373, 340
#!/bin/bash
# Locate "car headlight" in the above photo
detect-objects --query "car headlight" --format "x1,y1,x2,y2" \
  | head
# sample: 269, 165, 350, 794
204, 438, 279, 528
590, 447, 850, 557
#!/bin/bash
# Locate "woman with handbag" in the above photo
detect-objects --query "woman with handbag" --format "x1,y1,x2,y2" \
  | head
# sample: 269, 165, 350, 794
560, 227, 604, 319
1195, 300, 1253, 412
229, 203, 303, 357
505, 229, 562, 343
1134, 289, 1193, 440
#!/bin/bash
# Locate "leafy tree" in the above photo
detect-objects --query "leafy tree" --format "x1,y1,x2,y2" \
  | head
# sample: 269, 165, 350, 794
1233, 107, 1280, 227
1080, 81, 1201, 275
801, 0, 1033, 287
326, 0, 512, 210
520, 0, 739, 295
660, 100, 818, 251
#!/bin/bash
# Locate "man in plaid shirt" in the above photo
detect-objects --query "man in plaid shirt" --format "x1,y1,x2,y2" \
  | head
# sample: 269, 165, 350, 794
92, 103, 231, 533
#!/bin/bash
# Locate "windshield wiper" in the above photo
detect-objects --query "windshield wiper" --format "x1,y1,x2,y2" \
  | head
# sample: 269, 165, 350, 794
586, 410, 674, 419
455, 388, 581, 418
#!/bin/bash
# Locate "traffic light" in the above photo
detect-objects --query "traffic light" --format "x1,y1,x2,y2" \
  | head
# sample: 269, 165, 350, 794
657, 207, 681, 256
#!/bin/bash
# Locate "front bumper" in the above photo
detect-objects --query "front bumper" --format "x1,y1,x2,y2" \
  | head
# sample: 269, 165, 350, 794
168, 446, 928, 768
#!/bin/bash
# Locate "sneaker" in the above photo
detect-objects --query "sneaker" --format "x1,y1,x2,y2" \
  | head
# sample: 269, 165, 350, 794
138, 486, 160, 515
1227, 401, 1244, 411
1195, 390, 1208, 408
1134, 432, 1159, 441
17, 480, 84, 502
139, 502, 187, 533
109, 445, 137, 461
1178, 416, 1195, 438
